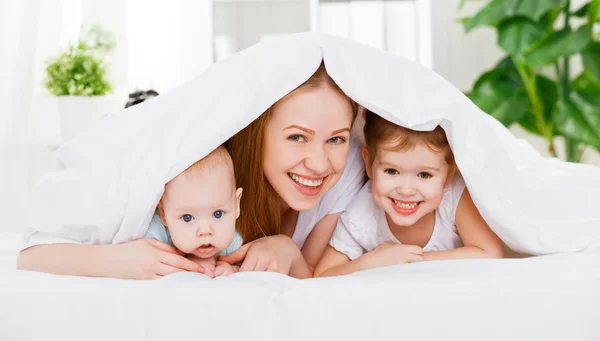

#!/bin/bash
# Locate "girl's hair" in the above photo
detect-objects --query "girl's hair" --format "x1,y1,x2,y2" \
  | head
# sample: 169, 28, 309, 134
363, 110, 455, 167
225, 62, 357, 243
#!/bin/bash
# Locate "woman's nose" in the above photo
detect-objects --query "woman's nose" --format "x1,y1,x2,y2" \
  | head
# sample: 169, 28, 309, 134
304, 147, 329, 174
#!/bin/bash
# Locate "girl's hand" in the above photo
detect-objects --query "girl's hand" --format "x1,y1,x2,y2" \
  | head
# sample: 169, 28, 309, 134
114, 239, 205, 280
218, 235, 301, 275
214, 261, 238, 277
358, 242, 423, 269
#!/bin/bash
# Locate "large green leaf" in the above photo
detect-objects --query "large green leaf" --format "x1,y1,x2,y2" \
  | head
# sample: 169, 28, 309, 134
468, 82, 529, 126
553, 93, 600, 150
516, 75, 558, 136
573, 3, 590, 16
515, 0, 565, 21
573, 0, 600, 23
473, 57, 522, 89
581, 42, 600, 82
462, 0, 564, 32
553, 74, 600, 150
462, 0, 521, 32
468, 57, 532, 127
524, 25, 592, 67
573, 70, 600, 93
588, 0, 600, 24
498, 17, 546, 55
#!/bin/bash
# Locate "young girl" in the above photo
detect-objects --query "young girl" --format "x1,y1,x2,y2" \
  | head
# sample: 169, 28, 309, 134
314, 110, 504, 277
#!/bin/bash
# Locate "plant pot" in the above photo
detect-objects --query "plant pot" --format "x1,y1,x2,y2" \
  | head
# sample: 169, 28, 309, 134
57, 96, 111, 141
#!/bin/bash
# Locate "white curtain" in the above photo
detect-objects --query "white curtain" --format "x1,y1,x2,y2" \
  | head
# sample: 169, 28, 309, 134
0, 0, 213, 235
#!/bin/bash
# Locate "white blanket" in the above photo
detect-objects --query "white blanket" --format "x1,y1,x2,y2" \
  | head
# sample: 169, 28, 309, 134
2, 253, 600, 341
25, 32, 600, 254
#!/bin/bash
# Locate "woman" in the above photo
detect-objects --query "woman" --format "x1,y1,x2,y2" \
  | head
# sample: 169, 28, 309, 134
220, 63, 365, 278
17, 63, 364, 279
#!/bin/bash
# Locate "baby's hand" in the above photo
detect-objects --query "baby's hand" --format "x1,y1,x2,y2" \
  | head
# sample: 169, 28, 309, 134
360, 242, 424, 269
214, 261, 238, 277
186, 254, 216, 278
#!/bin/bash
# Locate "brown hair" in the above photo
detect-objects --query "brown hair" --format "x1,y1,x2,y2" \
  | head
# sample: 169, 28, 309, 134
363, 110, 455, 167
225, 62, 357, 243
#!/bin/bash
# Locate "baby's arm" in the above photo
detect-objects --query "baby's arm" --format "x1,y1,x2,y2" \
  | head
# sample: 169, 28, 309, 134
423, 189, 504, 261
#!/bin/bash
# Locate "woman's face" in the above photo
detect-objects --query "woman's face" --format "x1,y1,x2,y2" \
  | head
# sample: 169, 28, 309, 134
263, 85, 354, 212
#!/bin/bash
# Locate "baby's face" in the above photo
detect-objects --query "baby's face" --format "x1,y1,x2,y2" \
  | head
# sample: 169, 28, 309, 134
160, 167, 242, 259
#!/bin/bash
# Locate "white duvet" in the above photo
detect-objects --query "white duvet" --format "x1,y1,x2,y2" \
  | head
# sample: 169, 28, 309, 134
25, 32, 600, 255
1, 253, 600, 341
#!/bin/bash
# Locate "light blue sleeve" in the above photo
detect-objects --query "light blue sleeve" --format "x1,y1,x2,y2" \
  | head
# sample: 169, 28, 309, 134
142, 212, 173, 246
220, 230, 243, 256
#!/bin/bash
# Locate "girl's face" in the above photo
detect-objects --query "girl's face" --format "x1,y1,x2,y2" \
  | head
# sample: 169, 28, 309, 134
365, 142, 454, 228
263, 85, 354, 212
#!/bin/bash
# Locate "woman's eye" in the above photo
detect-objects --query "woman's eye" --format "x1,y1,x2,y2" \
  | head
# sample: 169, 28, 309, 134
384, 169, 399, 175
418, 172, 432, 179
213, 210, 224, 219
288, 135, 306, 143
328, 136, 346, 144
181, 214, 195, 223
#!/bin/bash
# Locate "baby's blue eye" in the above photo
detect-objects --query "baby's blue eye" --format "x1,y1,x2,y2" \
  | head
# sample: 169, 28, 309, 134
213, 210, 224, 219
181, 214, 194, 223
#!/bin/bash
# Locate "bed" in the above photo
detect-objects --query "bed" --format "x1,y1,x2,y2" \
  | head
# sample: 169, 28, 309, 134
1, 253, 599, 341
8, 33, 600, 341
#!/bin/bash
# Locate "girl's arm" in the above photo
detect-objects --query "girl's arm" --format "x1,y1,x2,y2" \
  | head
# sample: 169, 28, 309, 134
423, 189, 504, 261
314, 245, 362, 277
315, 242, 424, 277
17, 239, 204, 279
300, 212, 342, 273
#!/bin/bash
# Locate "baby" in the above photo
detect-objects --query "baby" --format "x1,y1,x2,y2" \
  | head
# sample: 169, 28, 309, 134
144, 145, 243, 278
315, 110, 503, 277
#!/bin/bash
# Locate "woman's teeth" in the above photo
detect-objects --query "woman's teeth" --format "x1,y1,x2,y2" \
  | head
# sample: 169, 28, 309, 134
288, 173, 324, 187
393, 200, 419, 209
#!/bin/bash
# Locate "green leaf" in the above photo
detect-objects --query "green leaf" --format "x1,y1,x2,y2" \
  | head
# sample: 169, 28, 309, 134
473, 57, 522, 89
462, 0, 564, 32
573, 3, 589, 16
581, 42, 600, 83
461, 0, 520, 32
468, 82, 529, 126
573, 70, 600, 93
468, 58, 531, 127
516, 75, 558, 136
498, 17, 546, 55
515, 0, 565, 21
524, 25, 592, 67
518, 111, 543, 135
553, 92, 600, 150
589, 0, 600, 24
573, 0, 600, 23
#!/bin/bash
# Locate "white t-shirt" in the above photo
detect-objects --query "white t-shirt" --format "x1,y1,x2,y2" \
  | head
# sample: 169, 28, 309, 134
330, 174, 466, 260
292, 137, 366, 248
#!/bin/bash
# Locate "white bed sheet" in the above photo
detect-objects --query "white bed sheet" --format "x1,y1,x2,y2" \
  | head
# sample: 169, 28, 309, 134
2, 253, 599, 341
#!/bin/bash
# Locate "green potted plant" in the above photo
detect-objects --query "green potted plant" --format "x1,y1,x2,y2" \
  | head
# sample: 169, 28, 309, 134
45, 24, 116, 141
462, 0, 600, 162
